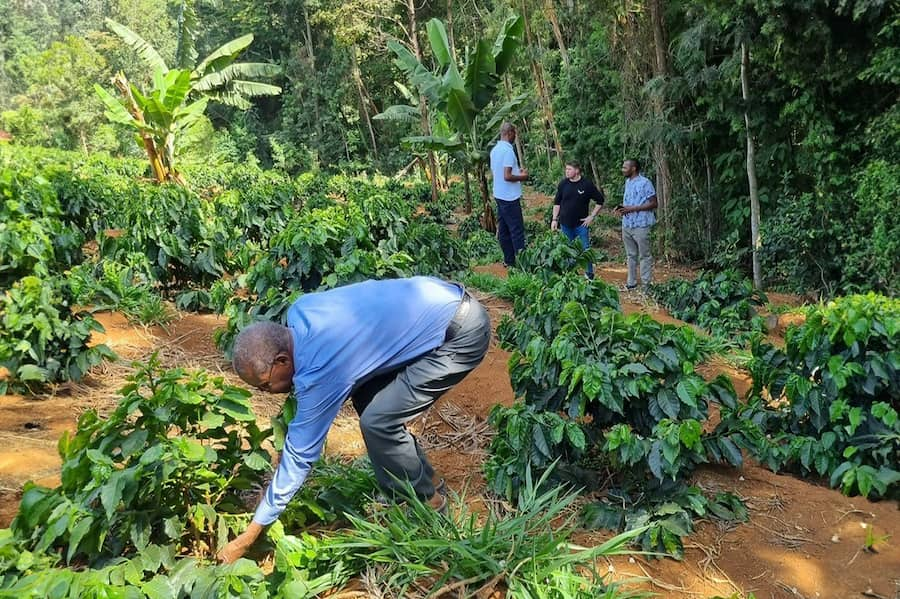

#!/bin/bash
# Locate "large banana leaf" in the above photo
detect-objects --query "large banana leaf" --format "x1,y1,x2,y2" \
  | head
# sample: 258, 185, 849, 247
161, 70, 192, 112
105, 19, 168, 73
492, 14, 524, 75
445, 87, 476, 134
400, 135, 465, 153
174, 0, 199, 69
373, 104, 420, 123
192, 63, 281, 92
481, 93, 531, 136
465, 39, 498, 111
388, 40, 442, 105
225, 80, 282, 98
202, 89, 251, 110
195, 34, 254, 77
174, 97, 209, 124
426, 19, 452, 69
94, 84, 138, 128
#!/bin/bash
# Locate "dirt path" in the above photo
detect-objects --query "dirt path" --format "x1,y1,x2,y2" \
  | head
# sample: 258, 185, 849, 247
1, 290, 897, 598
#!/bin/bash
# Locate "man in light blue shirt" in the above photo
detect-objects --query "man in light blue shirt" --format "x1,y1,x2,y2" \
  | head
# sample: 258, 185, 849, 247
614, 159, 658, 290
218, 276, 491, 562
489, 122, 530, 266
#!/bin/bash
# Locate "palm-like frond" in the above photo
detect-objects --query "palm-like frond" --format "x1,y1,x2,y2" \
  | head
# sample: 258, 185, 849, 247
105, 18, 168, 73
373, 104, 420, 123
192, 62, 281, 92
194, 34, 254, 77
175, 0, 199, 70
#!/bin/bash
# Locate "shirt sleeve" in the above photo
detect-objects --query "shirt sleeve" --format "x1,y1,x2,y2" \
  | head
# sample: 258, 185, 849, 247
590, 181, 605, 206
502, 146, 516, 169
554, 180, 564, 206
251, 382, 349, 525
642, 179, 657, 200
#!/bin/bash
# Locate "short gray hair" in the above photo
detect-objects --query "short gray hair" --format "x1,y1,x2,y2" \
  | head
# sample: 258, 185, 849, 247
499, 121, 516, 137
232, 321, 292, 380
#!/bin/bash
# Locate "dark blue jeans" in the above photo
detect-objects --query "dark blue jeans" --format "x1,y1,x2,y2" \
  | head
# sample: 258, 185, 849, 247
560, 224, 594, 278
496, 198, 526, 267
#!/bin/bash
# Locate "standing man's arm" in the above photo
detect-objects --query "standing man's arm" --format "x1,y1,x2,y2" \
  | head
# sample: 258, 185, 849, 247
551, 181, 563, 230
503, 166, 529, 182
218, 386, 346, 563
621, 180, 657, 214
581, 182, 606, 226
503, 144, 528, 182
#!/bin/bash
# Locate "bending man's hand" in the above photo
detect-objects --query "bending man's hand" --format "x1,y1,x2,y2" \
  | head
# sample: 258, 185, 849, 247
218, 521, 264, 564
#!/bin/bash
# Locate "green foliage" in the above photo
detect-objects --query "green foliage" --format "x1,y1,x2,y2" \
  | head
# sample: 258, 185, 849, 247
721, 294, 900, 499
69, 259, 172, 326
489, 267, 747, 556
97, 19, 281, 182
280, 457, 378, 529
0, 168, 83, 286
464, 229, 503, 265
218, 182, 468, 356
0, 276, 114, 393
10, 356, 271, 564
513, 232, 597, 283
326, 468, 642, 598
651, 269, 768, 344
583, 486, 748, 559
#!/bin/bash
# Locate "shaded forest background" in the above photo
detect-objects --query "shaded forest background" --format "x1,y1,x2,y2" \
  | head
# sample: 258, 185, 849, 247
1, 0, 897, 296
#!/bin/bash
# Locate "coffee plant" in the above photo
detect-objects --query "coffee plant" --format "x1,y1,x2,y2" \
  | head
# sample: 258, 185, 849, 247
0, 276, 114, 393
489, 268, 748, 557
718, 293, 900, 499
11, 356, 272, 564
651, 269, 768, 344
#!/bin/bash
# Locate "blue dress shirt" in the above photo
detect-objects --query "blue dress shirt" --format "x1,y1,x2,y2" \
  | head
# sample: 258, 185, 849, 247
252, 276, 463, 525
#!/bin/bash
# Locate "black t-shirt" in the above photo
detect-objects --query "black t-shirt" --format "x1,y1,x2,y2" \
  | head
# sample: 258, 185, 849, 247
553, 177, 605, 228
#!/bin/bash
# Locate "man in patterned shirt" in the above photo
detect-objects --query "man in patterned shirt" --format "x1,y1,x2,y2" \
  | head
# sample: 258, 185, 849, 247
614, 159, 658, 290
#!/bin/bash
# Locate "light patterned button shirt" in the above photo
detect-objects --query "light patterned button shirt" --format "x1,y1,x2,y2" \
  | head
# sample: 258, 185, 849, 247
622, 174, 657, 228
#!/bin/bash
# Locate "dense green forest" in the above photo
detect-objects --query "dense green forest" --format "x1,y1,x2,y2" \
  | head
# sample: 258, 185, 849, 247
1, 0, 897, 295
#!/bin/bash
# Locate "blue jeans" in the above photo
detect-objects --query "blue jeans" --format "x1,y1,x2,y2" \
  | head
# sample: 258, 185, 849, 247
560, 224, 594, 278
496, 198, 526, 267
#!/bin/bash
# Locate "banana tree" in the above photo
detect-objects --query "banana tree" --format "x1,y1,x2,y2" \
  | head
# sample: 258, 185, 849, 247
95, 19, 281, 184
379, 15, 527, 232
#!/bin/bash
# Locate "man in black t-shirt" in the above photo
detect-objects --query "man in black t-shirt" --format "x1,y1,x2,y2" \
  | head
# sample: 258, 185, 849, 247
551, 161, 605, 279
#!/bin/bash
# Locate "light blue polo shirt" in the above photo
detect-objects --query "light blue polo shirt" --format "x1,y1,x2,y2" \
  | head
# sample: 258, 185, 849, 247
252, 276, 463, 526
490, 140, 522, 201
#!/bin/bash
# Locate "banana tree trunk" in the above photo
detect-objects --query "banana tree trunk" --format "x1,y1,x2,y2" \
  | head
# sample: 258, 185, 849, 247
463, 163, 473, 214
113, 72, 168, 183
477, 161, 496, 232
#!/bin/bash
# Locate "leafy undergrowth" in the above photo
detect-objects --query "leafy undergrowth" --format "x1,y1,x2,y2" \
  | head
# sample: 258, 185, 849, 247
719, 293, 900, 499
0, 275, 115, 394
0, 357, 643, 598
650, 269, 768, 346
484, 238, 749, 558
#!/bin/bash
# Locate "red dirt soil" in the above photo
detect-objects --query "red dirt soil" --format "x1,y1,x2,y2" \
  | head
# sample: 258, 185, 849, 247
0, 284, 897, 598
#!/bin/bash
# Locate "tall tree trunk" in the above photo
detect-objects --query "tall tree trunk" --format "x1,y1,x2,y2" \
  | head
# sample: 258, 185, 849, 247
447, 0, 458, 62
477, 162, 496, 232
351, 46, 378, 157
521, 1, 563, 159
741, 42, 762, 289
649, 0, 672, 258
301, 5, 323, 145
544, 0, 569, 68
589, 156, 600, 185
463, 163, 473, 214
406, 0, 439, 203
